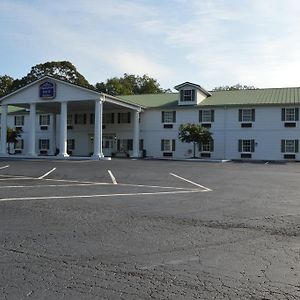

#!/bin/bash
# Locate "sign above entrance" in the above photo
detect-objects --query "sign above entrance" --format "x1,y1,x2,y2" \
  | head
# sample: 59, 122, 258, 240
39, 81, 56, 99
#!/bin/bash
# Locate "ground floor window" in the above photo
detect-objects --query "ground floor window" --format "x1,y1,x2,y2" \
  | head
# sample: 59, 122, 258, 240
281, 139, 299, 153
39, 139, 50, 150
117, 139, 133, 151
199, 139, 214, 152
14, 139, 24, 150
238, 139, 255, 153
161, 139, 176, 151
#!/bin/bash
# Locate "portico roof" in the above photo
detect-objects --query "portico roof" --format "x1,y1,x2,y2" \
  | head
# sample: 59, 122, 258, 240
0, 76, 144, 112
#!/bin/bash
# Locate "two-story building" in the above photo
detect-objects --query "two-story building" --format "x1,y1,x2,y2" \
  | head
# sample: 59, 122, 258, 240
1, 75, 300, 161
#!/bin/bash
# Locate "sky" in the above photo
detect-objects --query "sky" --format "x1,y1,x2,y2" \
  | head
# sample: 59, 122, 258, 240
1, 0, 300, 91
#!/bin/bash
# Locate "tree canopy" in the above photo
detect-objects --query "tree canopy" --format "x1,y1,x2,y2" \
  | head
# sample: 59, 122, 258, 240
213, 84, 256, 91
95, 73, 167, 96
11, 61, 93, 92
178, 123, 212, 158
0, 75, 14, 97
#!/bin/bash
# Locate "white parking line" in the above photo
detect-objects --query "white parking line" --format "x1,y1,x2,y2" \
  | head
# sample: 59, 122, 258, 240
170, 173, 212, 191
0, 189, 202, 202
108, 170, 117, 184
38, 168, 56, 179
0, 165, 9, 170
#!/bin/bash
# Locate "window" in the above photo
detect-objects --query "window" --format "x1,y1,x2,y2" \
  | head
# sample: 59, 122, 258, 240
199, 139, 214, 152
14, 116, 24, 126
161, 139, 176, 151
238, 109, 255, 122
103, 113, 115, 124
14, 139, 24, 150
162, 111, 176, 123
117, 139, 133, 151
199, 110, 214, 123
39, 139, 49, 150
90, 113, 95, 124
67, 114, 73, 126
281, 140, 299, 153
238, 139, 255, 153
282, 108, 299, 122
75, 113, 87, 124
39, 114, 50, 126
118, 112, 131, 123
67, 139, 75, 150
180, 89, 195, 102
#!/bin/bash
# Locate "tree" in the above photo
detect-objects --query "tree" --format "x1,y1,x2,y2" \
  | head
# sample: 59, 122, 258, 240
11, 61, 93, 91
178, 123, 212, 158
95, 73, 167, 95
213, 84, 256, 91
0, 75, 14, 97
6, 127, 22, 154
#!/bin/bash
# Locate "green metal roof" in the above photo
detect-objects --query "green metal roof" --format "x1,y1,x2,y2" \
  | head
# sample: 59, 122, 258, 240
0, 106, 25, 114
120, 87, 300, 108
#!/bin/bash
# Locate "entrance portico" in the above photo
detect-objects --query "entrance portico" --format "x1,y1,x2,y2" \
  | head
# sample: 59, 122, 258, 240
0, 76, 143, 160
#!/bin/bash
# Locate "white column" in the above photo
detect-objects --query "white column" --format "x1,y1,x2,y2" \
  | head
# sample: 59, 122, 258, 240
58, 102, 69, 158
92, 99, 104, 159
52, 114, 56, 155
28, 103, 37, 156
0, 104, 8, 155
132, 110, 140, 158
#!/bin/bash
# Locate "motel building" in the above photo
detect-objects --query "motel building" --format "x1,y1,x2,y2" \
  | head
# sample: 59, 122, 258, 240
1, 75, 300, 161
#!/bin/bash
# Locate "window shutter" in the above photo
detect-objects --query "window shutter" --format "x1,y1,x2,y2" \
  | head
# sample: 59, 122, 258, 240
281, 108, 285, 121
211, 110, 214, 122
161, 140, 164, 151
117, 139, 120, 151
161, 111, 165, 123
22, 116, 24, 125
180, 90, 184, 102
127, 112, 131, 123
281, 140, 285, 153
21, 140, 24, 149
198, 142, 202, 152
296, 108, 299, 121
139, 139, 144, 151
251, 140, 255, 153
14, 116, 17, 126
39, 115, 42, 125
238, 109, 242, 122
72, 139, 75, 149
111, 113, 115, 123
128, 139, 133, 151
295, 140, 299, 153
39, 139, 42, 149
173, 111, 176, 123
252, 109, 255, 122
238, 139, 242, 152
47, 115, 50, 125
192, 90, 195, 101
210, 139, 214, 152
172, 139, 176, 151
199, 110, 202, 122
75, 114, 78, 124
83, 114, 87, 124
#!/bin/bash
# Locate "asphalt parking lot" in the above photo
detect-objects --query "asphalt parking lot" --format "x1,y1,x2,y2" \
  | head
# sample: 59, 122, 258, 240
0, 159, 300, 299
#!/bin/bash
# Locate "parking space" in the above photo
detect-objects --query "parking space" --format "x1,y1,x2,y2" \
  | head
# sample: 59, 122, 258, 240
0, 159, 300, 299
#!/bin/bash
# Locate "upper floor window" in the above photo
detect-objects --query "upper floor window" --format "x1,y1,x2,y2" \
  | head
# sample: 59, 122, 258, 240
75, 113, 87, 125
238, 109, 255, 122
118, 112, 131, 124
14, 115, 24, 126
162, 111, 176, 123
282, 108, 299, 122
103, 113, 115, 124
39, 114, 50, 126
199, 110, 214, 123
180, 89, 196, 102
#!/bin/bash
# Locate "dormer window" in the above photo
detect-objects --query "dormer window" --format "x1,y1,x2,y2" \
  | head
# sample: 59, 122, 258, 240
180, 89, 195, 102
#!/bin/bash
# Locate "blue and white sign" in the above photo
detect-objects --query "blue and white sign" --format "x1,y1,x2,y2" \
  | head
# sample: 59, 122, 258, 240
39, 81, 56, 99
